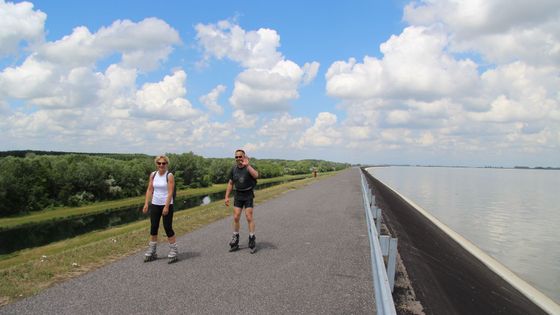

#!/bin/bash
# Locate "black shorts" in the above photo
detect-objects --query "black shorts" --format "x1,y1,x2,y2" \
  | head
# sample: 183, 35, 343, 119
234, 198, 254, 209
234, 189, 254, 200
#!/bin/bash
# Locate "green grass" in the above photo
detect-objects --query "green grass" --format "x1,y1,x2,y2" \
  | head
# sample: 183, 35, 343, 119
0, 174, 310, 229
0, 172, 335, 306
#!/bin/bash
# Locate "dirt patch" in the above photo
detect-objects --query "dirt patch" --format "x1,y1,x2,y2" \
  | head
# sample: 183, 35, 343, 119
393, 252, 425, 315
0, 296, 9, 307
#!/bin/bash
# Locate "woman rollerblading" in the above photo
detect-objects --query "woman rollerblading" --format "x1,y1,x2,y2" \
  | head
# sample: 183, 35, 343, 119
142, 155, 179, 263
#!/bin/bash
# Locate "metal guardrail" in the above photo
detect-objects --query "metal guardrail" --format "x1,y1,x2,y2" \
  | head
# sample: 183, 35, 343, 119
360, 172, 397, 315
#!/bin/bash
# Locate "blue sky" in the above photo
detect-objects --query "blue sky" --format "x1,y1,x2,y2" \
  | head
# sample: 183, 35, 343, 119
1, 0, 559, 167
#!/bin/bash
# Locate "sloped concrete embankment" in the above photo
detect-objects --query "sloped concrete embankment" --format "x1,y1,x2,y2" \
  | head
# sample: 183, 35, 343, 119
363, 171, 549, 315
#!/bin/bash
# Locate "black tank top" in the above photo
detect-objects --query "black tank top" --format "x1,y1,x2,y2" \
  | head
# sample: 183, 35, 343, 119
230, 166, 256, 191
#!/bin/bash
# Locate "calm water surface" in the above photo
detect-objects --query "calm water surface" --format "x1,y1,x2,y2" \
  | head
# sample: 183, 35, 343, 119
368, 166, 560, 304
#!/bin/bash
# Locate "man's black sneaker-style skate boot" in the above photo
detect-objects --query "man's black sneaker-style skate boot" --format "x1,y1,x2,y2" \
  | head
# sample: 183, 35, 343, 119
248, 235, 256, 254
229, 233, 240, 252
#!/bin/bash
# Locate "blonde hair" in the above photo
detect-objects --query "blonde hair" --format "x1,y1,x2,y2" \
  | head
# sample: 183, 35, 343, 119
154, 155, 170, 165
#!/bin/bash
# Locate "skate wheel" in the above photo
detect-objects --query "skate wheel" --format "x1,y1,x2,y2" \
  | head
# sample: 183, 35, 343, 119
168, 257, 178, 264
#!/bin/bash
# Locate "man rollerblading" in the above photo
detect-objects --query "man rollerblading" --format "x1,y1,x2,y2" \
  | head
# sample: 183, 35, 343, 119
225, 149, 259, 254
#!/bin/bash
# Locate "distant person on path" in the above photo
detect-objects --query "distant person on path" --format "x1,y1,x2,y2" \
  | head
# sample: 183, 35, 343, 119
142, 155, 178, 263
225, 149, 259, 253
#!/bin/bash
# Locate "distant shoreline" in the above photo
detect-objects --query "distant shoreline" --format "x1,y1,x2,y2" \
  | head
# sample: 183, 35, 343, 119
2, 150, 558, 170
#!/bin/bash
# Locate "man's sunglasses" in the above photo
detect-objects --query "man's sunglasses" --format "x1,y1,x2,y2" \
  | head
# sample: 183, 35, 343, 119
157, 162, 168, 165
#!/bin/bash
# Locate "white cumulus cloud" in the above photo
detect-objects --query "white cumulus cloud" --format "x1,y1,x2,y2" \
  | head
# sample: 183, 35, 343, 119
196, 20, 320, 113
0, 0, 46, 56
196, 20, 282, 69
326, 26, 479, 101
298, 112, 342, 147
404, 0, 560, 66
0, 16, 181, 110
39, 17, 180, 70
134, 70, 199, 121
200, 85, 226, 115
232, 109, 258, 128
325, 0, 560, 161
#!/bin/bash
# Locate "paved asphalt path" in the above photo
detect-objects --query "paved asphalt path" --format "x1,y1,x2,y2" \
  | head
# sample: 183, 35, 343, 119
1, 168, 375, 314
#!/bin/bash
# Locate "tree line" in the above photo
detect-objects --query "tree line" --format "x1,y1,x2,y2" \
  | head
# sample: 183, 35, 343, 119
0, 151, 349, 217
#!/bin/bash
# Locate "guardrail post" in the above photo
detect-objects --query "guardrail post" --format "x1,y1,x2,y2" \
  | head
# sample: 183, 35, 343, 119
387, 237, 398, 291
379, 235, 398, 292
380, 235, 390, 255
375, 207, 382, 235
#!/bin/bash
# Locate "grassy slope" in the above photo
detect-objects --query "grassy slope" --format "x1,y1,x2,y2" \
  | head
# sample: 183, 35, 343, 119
0, 173, 335, 306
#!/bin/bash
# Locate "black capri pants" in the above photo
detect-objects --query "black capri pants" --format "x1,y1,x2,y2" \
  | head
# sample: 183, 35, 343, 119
149, 203, 175, 237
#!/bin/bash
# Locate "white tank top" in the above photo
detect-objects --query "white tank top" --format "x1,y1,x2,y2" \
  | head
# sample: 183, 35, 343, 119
152, 171, 173, 206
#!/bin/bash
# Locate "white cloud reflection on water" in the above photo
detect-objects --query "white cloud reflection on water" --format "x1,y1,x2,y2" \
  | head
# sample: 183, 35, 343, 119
201, 196, 211, 205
